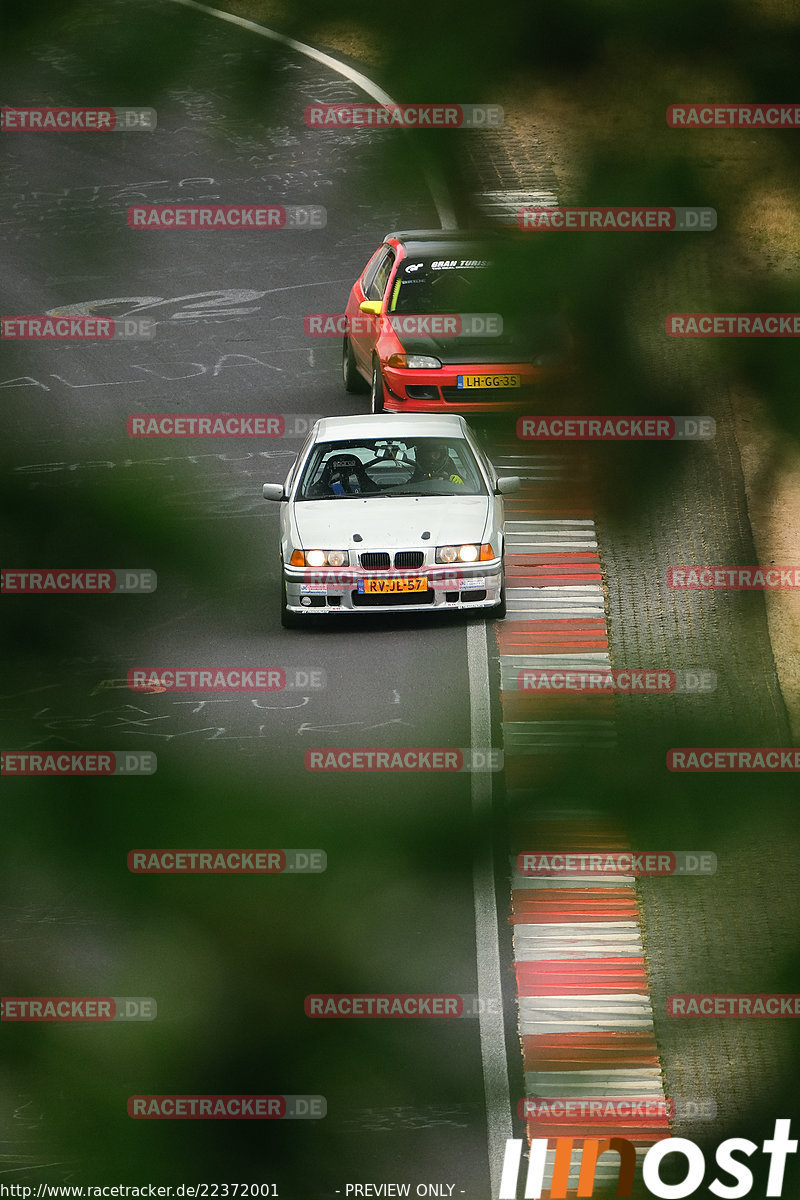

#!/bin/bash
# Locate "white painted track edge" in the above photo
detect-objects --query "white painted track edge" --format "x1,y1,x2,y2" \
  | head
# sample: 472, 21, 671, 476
163, 0, 457, 228
468, 619, 514, 1197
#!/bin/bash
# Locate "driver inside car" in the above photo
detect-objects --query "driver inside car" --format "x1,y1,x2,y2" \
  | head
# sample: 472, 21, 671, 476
411, 441, 464, 486
309, 453, 380, 497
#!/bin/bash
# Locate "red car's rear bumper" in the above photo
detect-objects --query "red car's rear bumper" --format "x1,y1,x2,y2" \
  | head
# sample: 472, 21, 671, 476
380, 362, 569, 413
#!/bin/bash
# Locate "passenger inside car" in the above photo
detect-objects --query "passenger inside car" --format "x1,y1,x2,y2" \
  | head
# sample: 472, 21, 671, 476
306, 453, 380, 497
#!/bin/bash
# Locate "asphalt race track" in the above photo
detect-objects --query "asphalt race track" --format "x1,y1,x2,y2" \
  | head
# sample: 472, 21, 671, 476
1, 5, 507, 1194
3, 4, 800, 1200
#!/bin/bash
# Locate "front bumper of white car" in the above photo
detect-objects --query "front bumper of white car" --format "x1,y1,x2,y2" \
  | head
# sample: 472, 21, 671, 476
283, 557, 503, 616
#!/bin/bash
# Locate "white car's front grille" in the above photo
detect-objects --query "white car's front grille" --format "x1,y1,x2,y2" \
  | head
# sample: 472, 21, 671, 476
358, 551, 426, 570
359, 552, 391, 570
393, 551, 424, 569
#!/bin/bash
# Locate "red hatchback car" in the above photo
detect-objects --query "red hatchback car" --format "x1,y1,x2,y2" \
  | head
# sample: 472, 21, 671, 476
342, 229, 571, 414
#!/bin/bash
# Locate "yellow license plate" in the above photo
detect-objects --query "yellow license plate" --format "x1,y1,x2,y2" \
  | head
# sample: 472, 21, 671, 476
361, 577, 427, 594
457, 374, 521, 389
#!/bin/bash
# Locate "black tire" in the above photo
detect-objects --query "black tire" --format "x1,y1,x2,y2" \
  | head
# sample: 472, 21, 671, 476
280, 572, 303, 630
494, 556, 507, 620
495, 580, 507, 620
342, 337, 367, 393
370, 361, 385, 414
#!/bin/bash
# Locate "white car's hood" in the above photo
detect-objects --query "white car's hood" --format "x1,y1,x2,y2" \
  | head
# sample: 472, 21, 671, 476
293, 495, 490, 550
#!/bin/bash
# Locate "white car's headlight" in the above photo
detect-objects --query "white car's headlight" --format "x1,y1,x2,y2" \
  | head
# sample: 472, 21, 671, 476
386, 353, 443, 369
436, 543, 494, 564
291, 550, 349, 567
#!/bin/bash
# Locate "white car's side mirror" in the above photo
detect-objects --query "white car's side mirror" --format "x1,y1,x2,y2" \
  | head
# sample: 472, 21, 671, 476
262, 483, 285, 501
495, 476, 520, 495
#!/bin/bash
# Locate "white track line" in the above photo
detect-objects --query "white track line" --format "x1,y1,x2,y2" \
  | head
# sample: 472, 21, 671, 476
164, 0, 457, 228
468, 619, 514, 1197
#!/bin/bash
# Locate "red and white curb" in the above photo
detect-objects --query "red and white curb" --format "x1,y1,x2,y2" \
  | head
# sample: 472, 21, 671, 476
495, 450, 616, 761
492, 448, 670, 1195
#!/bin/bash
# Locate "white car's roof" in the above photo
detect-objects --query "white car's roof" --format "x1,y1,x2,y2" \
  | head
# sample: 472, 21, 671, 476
312, 413, 469, 442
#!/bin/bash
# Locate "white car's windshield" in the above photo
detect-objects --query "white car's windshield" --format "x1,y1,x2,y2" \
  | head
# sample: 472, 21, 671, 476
296, 437, 486, 500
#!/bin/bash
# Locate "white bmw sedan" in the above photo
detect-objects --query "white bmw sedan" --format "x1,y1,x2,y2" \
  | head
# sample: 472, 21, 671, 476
263, 413, 519, 627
